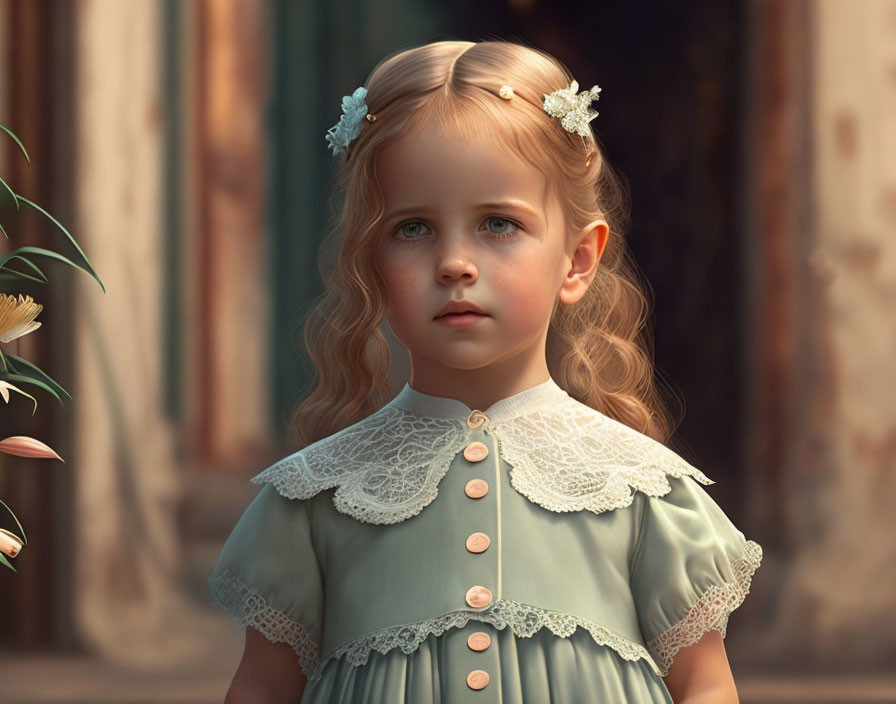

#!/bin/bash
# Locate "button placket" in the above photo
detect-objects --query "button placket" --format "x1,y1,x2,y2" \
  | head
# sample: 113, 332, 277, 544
463, 409, 493, 690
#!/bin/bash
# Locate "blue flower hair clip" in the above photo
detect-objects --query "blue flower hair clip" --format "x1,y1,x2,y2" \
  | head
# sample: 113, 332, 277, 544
325, 86, 376, 156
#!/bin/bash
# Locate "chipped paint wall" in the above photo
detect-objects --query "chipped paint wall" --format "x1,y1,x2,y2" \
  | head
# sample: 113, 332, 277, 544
802, 0, 896, 654
750, 0, 896, 671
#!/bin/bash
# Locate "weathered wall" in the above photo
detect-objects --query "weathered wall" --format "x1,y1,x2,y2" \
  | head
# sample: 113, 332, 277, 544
72, 0, 226, 667
744, 0, 896, 672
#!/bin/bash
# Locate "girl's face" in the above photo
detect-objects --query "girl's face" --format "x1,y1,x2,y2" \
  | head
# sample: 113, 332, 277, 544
374, 123, 606, 391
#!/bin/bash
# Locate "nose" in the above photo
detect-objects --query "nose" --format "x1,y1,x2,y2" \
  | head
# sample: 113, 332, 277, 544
436, 238, 479, 284
436, 256, 478, 284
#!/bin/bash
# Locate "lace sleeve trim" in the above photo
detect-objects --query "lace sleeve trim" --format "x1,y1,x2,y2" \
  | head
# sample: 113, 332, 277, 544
208, 568, 321, 679
646, 539, 763, 677
306, 598, 661, 684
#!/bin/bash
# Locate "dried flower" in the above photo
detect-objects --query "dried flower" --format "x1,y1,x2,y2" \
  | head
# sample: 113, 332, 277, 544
0, 293, 42, 343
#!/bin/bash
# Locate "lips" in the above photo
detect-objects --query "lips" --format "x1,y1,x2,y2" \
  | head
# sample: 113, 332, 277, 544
434, 300, 489, 318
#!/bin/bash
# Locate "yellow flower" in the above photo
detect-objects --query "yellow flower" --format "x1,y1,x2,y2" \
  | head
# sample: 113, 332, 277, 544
0, 293, 42, 343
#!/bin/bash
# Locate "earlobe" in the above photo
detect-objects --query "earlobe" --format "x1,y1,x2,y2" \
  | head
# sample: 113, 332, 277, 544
558, 220, 609, 306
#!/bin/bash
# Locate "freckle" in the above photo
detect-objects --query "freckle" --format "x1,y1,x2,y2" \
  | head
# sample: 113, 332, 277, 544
834, 112, 857, 159
880, 185, 896, 223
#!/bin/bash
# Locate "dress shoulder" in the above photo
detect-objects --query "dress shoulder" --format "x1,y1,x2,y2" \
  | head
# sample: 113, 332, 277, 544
207, 482, 324, 678
628, 474, 763, 676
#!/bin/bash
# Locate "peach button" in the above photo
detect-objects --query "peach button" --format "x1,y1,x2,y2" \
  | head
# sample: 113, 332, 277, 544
467, 631, 491, 651
465, 585, 492, 608
467, 669, 490, 690
464, 478, 489, 498
465, 532, 490, 553
463, 441, 489, 462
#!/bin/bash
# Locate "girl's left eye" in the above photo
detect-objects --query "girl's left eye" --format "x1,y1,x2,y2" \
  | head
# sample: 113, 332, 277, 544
392, 216, 523, 245
485, 217, 523, 238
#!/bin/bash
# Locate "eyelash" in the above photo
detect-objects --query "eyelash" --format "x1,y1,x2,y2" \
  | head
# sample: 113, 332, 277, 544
391, 216, 524, 246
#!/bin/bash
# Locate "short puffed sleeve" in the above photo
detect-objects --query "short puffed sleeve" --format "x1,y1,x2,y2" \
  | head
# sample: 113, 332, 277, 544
207, 482, 324, 679
628, 473, 763, 677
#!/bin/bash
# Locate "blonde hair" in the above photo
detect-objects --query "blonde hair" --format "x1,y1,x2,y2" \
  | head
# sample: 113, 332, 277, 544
286, 39, 682, 450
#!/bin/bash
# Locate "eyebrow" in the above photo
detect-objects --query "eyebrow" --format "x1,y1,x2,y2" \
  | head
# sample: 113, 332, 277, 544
384, 201, 540, 221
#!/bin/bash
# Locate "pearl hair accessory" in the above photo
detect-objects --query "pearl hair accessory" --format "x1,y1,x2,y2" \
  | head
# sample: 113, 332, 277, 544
324, 79, 602, 157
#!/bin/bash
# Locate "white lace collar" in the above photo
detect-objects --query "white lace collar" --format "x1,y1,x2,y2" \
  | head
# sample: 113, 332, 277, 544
390, 376, 571, 424
251, 377, 714, 524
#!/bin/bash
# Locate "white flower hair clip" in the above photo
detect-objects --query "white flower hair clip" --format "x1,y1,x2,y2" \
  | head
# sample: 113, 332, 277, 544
323, 79, 601, 157
325, 86, 376, 156
542, 80, 602, 138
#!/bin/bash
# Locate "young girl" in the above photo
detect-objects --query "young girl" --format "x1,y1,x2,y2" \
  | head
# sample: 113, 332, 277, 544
208, 39, 763, 703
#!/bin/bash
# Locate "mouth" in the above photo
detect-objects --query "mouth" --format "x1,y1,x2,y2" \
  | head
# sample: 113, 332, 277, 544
435, 311, 488, 319
434, 301, 490, 319
434, 311, 489, 327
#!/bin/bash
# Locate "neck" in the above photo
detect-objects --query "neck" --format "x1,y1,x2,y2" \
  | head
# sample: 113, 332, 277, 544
407, 356, 552, 413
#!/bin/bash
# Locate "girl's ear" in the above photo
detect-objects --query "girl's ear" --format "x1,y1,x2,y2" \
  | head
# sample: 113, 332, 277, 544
558, 220, 609, 306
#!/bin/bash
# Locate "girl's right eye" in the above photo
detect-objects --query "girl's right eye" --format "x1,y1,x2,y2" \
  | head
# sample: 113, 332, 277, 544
394, 221, 431, 243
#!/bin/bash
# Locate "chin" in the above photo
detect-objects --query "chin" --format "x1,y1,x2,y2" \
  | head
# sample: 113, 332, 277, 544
417, 348, 497, 372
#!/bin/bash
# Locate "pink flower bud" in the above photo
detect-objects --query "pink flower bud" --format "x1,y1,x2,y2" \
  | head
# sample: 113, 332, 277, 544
0, 435, 63, 461
0, 528, 23, 558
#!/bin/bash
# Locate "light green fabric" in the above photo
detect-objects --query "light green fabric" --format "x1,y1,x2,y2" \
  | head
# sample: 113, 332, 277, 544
302, 624, 674, 703
629, 475, 762, 675
208, 419, 761, 703
208, 483, 324, 677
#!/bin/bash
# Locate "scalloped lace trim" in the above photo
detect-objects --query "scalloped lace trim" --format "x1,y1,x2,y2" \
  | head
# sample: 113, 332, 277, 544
251, 395, 716, 525
251, 406, 468, 525
307, 598, 660, 684
208, 568, 320, 679
495, 397, 715, 514
647, 539, 764, 676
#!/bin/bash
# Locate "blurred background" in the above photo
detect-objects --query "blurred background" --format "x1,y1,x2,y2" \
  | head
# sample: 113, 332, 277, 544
0, 0, 894, 702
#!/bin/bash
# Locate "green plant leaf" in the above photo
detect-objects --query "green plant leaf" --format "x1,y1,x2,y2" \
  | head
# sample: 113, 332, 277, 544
0, 246, 85, 283
0, 251, 49, 283
0, 269, 49, 284
0, 497, 27, 545
0, 372, 65, 407
0, 124, 31, 163
14, 196, 105, 293
3, 353, 71, 400
0, 553, 17, 572
0, 175, 19, 214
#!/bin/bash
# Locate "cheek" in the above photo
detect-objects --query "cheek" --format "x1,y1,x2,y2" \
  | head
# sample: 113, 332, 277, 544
493, 262, 555, 316
379, 259, 422, 319
380, 258, 415, 296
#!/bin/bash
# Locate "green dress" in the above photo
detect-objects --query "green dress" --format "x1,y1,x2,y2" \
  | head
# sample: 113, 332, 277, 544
208, 378, 763, 702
